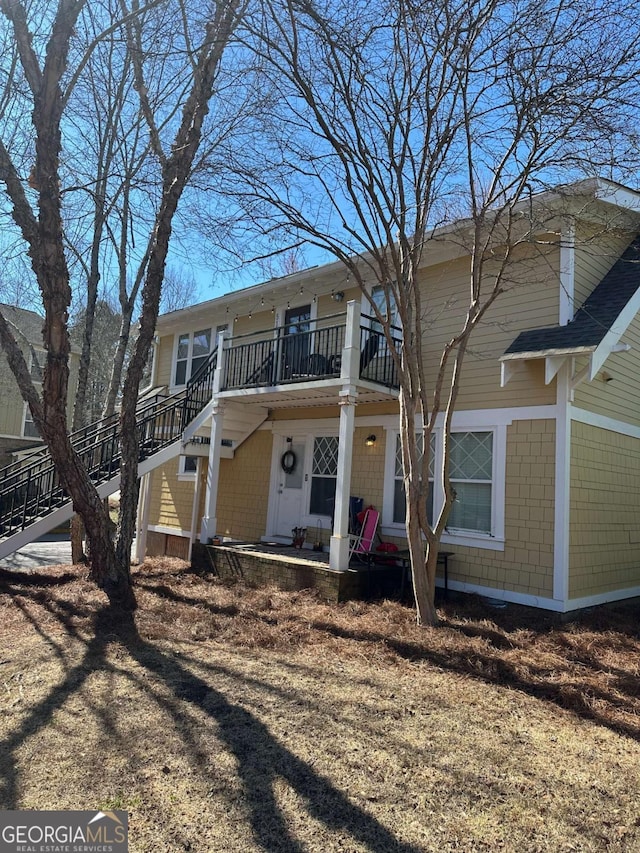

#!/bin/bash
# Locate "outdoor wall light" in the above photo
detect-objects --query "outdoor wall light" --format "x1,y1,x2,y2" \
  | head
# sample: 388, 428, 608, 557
332, 291, 345, 302
365, 434, 377, 446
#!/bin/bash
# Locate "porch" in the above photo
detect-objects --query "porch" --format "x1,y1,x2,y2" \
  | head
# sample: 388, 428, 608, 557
190, 540, 410, 604
194, 299, 403, 575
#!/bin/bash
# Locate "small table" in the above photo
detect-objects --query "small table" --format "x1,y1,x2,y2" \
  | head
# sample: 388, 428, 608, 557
393, 549, 453, 599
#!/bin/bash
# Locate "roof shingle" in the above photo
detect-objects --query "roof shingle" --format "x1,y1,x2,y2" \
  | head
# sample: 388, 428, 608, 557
505, 239, 640, 355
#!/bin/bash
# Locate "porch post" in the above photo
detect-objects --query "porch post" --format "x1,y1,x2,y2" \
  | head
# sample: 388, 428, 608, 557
200, 401, 225, 543
188, 457, 203, 557
330, 391, 357, 570
330, 301, 361, 570
340, 299, 361, 381
135, 471, 152, 563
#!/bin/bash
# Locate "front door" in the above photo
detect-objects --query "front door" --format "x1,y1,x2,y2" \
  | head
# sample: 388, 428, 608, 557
274, 438, 307, 537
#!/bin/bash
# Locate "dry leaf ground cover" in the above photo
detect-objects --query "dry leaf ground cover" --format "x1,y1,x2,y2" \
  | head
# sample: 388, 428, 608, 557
1, 558, 639, 852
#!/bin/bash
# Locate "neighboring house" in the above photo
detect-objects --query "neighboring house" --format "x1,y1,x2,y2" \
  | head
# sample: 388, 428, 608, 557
0, 304, 79, 468
131, 177, 640, 612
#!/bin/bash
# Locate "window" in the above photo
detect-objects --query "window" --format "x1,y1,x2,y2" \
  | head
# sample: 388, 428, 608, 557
23, 406, 39, 438
393, 433, 434, 525
23, 350, 43, 438
370, 284, 399, 331
383, 422, 504, 549
178, 455, 199, 480
174, 328, 212, 386
447, 431, 493, 534
309, 436, 339, 516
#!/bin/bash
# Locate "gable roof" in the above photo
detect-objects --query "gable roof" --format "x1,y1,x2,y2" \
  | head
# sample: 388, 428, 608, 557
0, 303, 45, 346
504, 238, 640, 357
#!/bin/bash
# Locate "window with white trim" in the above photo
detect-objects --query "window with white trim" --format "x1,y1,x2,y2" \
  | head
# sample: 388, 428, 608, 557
370, 284, 399, 330
384, 423, 504, 548
447, 431, 493, 534
23, 350, 44, 438
174, 327, 220, 386
309, 435, 339, 516
178, 455, 199, 480
23, 405, 39, 438
393, 433, 434, 525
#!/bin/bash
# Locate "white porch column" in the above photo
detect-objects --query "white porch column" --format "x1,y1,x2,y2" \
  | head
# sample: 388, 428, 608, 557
135, 471, 152, 563
200, 402, 225, 543
340, 299, 361, 381
199, 329, 228, 543
188, 457, 203, 557
330, 391, 357, 569
330, 300, 361, 570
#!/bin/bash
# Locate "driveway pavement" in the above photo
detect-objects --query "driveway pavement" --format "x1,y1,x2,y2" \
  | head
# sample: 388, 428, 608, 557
0, 533, 138, 572
0, 533, 72, 572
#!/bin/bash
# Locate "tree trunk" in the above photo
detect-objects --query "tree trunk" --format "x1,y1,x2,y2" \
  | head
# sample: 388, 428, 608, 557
70, 515, 86, 564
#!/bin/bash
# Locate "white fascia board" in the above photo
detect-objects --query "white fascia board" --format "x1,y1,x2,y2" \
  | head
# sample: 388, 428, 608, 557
588, 286, 640, 380
500, 345, 595, 361
592, 180, 640, 213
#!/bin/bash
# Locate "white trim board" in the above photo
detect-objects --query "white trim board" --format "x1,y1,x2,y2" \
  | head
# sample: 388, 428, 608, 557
446, 579, 564, 612
553, 363, 571, 604
442, 578, 640, 613
565, 584, 640, 612
147, 523, 192, 538
269, 404, 559, 435
570, 406, 640, 440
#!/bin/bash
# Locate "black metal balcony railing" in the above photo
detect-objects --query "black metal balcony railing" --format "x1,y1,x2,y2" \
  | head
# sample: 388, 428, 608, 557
0, 347, 218, 538
222, 314, 401, 391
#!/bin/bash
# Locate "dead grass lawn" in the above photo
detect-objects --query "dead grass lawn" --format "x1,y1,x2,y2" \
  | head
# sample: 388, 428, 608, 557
1, 558, 639, 852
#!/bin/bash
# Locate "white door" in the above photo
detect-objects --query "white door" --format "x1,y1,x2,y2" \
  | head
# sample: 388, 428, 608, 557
274, 439, 306, 537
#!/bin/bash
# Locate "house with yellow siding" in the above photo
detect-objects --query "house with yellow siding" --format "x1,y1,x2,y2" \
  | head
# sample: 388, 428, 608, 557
0, 304, 79, 467
136, 177, 640, 613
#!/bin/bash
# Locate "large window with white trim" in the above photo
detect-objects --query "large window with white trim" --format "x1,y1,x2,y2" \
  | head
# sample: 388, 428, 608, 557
173, 325, 227, 387
174, 329, 211, 385
447, 431, 493, 534
23, 350, 44, 438
384, 423, 504, 547
370, 284, 399, 330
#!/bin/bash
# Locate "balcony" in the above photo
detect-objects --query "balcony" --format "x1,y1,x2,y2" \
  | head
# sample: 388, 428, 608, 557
215, 302, 400, 408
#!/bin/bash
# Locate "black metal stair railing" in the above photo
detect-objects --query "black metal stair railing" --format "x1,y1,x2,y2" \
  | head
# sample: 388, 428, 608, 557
0, 347, 218, 538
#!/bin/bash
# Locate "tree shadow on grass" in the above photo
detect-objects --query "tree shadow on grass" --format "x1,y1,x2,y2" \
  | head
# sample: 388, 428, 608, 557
135, 574, 640, 741
0, 609, 116, 809
113, 613, 422, 853
0, 605, 422, 853
304, 614, 640, 741
0, 568, 77, 588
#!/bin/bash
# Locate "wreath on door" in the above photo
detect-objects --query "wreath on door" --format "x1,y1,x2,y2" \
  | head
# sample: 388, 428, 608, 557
281, 449, 297, 474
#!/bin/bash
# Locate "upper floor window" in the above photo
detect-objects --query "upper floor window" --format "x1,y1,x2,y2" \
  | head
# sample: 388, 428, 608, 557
174, 328, 212, 386
370, 284, 399, 331
23, 350, 44, 438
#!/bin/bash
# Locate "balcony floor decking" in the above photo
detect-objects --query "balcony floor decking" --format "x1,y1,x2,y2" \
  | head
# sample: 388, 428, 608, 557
218, 375, 398, 408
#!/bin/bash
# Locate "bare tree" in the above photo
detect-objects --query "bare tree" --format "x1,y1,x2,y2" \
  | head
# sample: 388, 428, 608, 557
233, 0, 640, 624
0, 0, 245, 613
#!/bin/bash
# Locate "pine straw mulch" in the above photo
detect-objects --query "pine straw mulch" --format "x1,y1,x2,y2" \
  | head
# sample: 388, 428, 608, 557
1, 557, 640, 852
